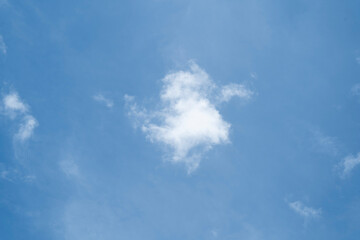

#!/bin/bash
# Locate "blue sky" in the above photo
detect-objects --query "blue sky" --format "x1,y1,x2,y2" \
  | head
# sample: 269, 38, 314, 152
1, 0, 360, 239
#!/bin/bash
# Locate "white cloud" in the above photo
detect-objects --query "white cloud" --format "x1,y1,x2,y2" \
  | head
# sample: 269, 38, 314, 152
288, 201, 321, 218
126, 61, 253, 172
1, 91, 38, 141
15, 115, 38, 142
3, 92, 28, 117
93, 94, 114, 108
337, 153, 360, 178
0, 35, 6, 55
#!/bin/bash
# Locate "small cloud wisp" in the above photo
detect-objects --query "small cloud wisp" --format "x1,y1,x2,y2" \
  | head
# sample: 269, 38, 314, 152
288, 201, 321, 219
337, 153, 360, 178
93, 94, 114, 108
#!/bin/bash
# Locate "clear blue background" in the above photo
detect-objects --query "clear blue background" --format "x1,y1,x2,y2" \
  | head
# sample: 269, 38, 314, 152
1, 0, 360, 239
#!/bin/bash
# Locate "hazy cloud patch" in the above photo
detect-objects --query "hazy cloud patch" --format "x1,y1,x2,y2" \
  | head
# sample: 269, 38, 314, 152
0, 167, 36, 183
250, 72, 258, 79
0, 0, 8, 7
351, 83, 360, 97
60, 159, 80, 178
311, 130, 338, 156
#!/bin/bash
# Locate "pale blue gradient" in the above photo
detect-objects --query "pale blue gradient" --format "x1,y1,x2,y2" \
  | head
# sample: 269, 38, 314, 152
1, 0, 360, 239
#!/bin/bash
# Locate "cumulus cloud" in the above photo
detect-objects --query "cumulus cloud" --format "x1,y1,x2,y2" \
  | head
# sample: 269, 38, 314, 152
1, 91, 38, 141
288, 201, 321, 218
126, 62, 253, 172
93, 94, 114, 108
337, 153, 360, 178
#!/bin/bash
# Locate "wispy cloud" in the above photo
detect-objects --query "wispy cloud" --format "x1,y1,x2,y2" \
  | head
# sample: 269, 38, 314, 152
0, 167, 36, 183
351, 83, 360, 97
93, 94, 114, 108
15, 115, 38, 142
311, 130, 338, 156
250, 72, 257, 79
124, 94, 148, 129
356, 57, 360, 65
60, 159, 80, 178
1, 91, 38, 141
218, 83, 253, 103
0, 35, 6, 55
288, 201, 321, 219
336, 153, 360, 178
126, 61, 253, 172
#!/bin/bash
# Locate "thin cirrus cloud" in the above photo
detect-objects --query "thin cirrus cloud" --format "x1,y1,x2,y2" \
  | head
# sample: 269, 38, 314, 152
288, 201, 321, 219
125, 61, 253, 172
336, 153, 360, 178
93, 94, 114, 108
1, 91, 38, 141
